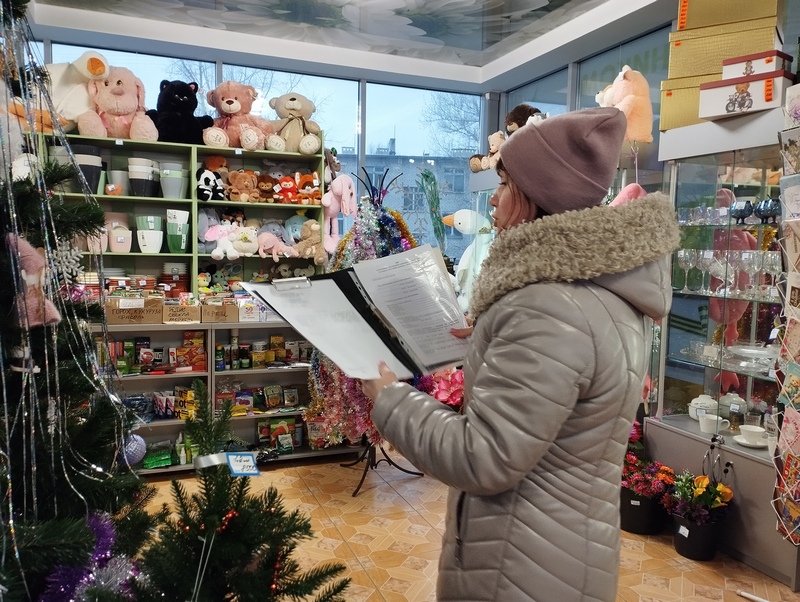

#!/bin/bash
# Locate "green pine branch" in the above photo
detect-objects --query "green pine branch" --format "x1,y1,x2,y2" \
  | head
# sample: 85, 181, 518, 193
418, 169, 446, 252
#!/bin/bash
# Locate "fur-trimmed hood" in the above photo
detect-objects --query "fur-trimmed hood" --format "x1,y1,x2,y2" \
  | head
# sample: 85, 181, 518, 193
469, 192, 680, 319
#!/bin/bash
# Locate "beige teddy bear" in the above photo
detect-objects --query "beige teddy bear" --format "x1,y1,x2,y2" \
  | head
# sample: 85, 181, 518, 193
609, 65, 653, 143
203, 81, 275, 150
266, 92, 322, 155
226, 170, 261, 203
292, 219, 327, 265
468, 131, 505, 173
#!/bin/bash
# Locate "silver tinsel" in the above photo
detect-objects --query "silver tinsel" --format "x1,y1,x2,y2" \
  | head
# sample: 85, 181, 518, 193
73, 556, 137, 600
52, 237, 84, 285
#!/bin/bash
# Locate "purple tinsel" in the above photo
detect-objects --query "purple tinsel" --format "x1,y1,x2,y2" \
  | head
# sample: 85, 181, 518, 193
40, 513, 117, 601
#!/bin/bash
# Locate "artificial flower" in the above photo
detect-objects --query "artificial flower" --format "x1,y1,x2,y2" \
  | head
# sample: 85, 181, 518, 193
661, 470, 734, 525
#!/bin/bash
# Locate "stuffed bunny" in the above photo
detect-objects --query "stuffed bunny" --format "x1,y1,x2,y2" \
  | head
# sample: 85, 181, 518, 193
8, 234, 61, 328
77, 66, 158, 140
206, 219, 240, 260
321, 174, 356, 254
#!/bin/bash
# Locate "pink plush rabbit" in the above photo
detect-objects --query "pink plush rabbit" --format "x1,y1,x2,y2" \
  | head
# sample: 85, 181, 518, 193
321, 174, 356, 254
8, 234, 61, 328
257, 231, 298, 262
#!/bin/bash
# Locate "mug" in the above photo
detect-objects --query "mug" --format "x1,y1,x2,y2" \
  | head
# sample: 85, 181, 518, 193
744, 412, 762, 427
699, 414, 730, 434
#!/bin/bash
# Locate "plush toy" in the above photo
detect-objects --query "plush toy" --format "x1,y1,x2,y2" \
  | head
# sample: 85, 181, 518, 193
324, 147, 341, 185
293, 219, 327, 266
266, 92, 322, 155
77, 66, 158, 140
609, 65, 653, 143
229, 226, 260, 257
145, 79, 213, 145
197, 208, 220, 253
321, 174, 356, 254
257, 174, 281, 202
203, 81, 275, 150
257, 231, 298, 261
595, 84, 614, 108
7, 50, 109, 134
296, 172, 321, 205
285, 211, 310, 243
294, 263, 316, 278
8, 234, 61, 328
226, 170, 261, 203
206, 219, 240, 260
505, 104, 541, 135
258, 219, 292, 245
609, 183, 647, 206
276, 175, 298, 203
270, 263, 293, 280
196, 168, 225, 201
469, 131, 505, 173
11, 153, 39, 181
243, 217, 261, 230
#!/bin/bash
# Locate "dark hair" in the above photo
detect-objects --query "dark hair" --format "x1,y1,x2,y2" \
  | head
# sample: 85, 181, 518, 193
494, 158, 550, 218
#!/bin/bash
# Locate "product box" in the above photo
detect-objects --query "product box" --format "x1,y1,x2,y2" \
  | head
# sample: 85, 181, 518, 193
698, 70, 794, 121
721, 50, 792, 79
215, 390, 235, 411
269, 418, 295, 448
238, 301, 260, 322
162, 304, 201, 324
284, 340, 299, 361
269, 334, 285, 349
781, 174, 800, 218
660, 74, 722, 131
306, 417, 327, 450
298, 340, 314, 361
779, 127, 800, 175
675, 0, 783, 32
201, 304, 239, 323
174, 386, 198, 420
105, 297, 163, 325
668, 18, 783, 80
257, 420, 271, 444
176, 346, 207, 369
283, 387, 299, 407
785, 84, 800, 129
264, 384, 283, 408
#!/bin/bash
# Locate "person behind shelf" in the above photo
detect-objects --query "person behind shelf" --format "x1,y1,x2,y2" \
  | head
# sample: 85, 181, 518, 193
361, 107, 680, 602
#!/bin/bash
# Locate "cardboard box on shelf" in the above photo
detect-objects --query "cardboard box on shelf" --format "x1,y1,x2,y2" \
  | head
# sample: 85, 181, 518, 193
201, 304, 239, 323
306, 417, 327, 450
668, 18, 783, 80
660, 74, 722, 131
176, 346, 207, 369
238, 301, 260, 322
675, 0, 782, 32
105, 297, 163, 325
162, 304, 201, 324
698, 69, 795, 121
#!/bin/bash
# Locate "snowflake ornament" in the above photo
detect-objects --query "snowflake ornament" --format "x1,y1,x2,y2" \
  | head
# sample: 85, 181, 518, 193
53, 237, 84, 284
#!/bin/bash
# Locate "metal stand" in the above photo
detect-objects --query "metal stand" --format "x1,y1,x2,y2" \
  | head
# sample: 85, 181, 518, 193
340, 442, 423, 497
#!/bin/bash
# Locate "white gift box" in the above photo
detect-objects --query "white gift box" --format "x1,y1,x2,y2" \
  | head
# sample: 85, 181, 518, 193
722, 50, 793, 79
699, 69, 794, 121
780, 174, 800, 219
785, 84, 800, 129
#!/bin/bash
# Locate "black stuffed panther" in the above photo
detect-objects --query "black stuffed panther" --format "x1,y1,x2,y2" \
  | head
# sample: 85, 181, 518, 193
146, 79, 213, 145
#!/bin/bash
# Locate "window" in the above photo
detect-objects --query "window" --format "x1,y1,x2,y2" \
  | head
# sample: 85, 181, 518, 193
442, 167, 465, 193
507, 69, 569, 117
402, 186, 426, 211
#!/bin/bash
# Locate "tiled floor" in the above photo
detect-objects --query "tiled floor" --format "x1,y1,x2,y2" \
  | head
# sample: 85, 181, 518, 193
145, 451, 800, 602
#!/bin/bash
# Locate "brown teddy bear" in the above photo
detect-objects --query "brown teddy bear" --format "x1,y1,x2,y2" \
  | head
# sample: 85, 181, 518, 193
226, 170, 261, 203
292, 219, 327, 265
203, 81, 275, 150
257, 174, 281, 203
266, 92, 322, 155
609, 65, 653, 143
77, 66, 158, 140
505, 104, 542, 135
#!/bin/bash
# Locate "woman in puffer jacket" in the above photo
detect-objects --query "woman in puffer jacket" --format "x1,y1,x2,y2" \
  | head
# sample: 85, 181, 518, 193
361, 107, 680, 602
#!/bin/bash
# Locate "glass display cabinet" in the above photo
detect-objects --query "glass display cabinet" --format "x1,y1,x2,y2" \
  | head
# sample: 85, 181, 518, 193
658, 144, 783, 452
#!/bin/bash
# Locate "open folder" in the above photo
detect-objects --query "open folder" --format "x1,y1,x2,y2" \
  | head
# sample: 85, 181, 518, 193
242, 245, 469, 380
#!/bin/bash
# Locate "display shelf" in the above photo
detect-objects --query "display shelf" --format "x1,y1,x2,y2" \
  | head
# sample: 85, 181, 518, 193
81, 252, 193, 257
211, 321, 290, 330
213, 366, 310, 376
135, 418, 186, 429
60, 192, 194, 205
119, 371, 209, 381
667, 353, 775, 382
91, 323, 210, 333
672, 289, 782, 305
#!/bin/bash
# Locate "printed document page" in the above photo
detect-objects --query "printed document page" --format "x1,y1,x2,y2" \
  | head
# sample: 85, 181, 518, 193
352, 245, 469, 372
243, 280, 413, 380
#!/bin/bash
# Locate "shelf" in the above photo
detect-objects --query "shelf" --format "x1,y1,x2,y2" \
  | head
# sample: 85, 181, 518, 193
678, 223, 780, 230
672, 289, 782, 306
667, 353, 776, 382
81, 252, 193, 257
211, 321, 290, 329
91, 321, 291, 332
135, 418, 186, 429
199, 200, 322, 209
136, 444, 364, 476
654, 415, 773, 464
194, 145, 323, 164
60, 192, 193, 204
62, 134, 197, 153
214, 365, 310, 376
119, 371, 209, 381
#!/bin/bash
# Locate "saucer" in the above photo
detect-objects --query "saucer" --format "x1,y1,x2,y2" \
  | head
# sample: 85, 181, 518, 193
733, 435, 768, 449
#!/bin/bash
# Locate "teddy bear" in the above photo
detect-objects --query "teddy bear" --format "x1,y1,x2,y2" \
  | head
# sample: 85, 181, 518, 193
196, 168, 225, 201
293, 219, 327, 266
77, 66, 158, 140
294, 263, 316, 278
145, 80, 214, 145
609, 65, 653, 143
257, 231, 299, 261
6, 50, 110, 134
321, 174, 356, 254
505, 104, 542, 135
229, 226, 260, 257
468, 131, 505, 173
595, 84, 614, 108
202, 81, 275, 150
226, 170, 261, 203
266, 92, 322, 155
257, 174, 281, 202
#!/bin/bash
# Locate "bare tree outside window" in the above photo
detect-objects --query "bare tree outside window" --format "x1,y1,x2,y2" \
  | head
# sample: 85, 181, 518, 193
421, 92, 481, 157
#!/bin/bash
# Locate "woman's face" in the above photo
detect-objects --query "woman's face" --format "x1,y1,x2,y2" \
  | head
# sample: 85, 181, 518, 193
489, 170, 538, 233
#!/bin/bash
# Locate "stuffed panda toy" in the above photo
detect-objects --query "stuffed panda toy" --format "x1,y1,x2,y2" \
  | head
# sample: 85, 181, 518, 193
196, 168, 225, 201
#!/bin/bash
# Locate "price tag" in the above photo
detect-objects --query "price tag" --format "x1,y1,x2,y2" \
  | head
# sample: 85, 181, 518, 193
696, 408, 707, 416
116, 236, 125, 243
729, 403, 741, 413
678, 525, 690, 537
719, 207, 728, 217
703, 345, 718, 357
703, 250, 713, 260
115, 138, 124, 146
770, 287, 780, 298
742, 251, 751, 260
227, 452, 259, 476
630, 499, 641, 506
118, 298, 144, 309
770, 327, 780, 340
769, 368, 778, 379
235, 148, 242, 155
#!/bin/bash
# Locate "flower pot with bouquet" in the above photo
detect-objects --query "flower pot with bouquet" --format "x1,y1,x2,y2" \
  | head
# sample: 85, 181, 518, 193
661, 467, 733, 560
620, 421, 674, 534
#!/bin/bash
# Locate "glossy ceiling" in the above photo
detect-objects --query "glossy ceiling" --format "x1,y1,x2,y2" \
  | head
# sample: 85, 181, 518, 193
35, 0, 610, 67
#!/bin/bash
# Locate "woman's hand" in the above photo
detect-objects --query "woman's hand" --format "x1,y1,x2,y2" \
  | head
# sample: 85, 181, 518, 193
360, 361, 399, 400
450, 316, 475, 339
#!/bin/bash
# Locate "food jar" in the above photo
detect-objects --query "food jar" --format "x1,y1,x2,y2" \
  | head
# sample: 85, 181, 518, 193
688, 394, 718, 420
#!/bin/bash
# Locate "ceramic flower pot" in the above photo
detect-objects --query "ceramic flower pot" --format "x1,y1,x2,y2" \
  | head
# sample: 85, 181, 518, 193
672, 515, 722, 560
620, 488, 668, 535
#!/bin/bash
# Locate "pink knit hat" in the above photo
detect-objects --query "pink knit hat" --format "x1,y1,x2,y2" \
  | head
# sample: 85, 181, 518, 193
499, 107, 626, 215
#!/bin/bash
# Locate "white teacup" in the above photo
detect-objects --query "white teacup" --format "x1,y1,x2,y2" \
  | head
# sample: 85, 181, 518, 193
699, 413, 730, 434
739, 425, 766, 445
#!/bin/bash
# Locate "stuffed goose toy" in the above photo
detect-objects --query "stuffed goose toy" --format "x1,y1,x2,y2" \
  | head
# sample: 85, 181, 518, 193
442, 209, 494, 313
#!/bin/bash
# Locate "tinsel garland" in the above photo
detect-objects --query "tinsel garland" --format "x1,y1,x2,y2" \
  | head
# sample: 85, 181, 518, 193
308, 193, 418, 445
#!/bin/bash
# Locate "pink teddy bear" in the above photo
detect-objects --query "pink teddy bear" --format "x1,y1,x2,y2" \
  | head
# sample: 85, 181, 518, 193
321, 174, 357, 254
257, 231, 298, 262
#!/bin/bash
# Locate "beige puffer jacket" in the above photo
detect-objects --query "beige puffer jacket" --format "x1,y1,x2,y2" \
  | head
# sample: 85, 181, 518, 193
371, 193, 679, 601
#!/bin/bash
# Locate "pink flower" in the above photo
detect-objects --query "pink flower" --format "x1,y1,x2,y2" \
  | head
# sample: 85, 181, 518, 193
433, 369, 464, 409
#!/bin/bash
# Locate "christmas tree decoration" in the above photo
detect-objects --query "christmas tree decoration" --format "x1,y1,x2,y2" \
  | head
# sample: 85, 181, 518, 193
136, 380, 350, 601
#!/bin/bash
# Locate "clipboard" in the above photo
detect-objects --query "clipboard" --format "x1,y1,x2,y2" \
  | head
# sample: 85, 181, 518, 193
242, 245, 468, 380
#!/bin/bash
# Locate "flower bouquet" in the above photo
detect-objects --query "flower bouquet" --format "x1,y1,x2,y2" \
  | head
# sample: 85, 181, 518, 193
660, 469, 733, 560
619, 421, 674, 534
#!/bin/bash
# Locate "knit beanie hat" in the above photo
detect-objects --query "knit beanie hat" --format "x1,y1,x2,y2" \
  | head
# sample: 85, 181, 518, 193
499, 107, 626, 215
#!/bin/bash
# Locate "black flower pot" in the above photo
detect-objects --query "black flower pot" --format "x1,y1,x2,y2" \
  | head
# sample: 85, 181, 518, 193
620, 488, 668, 535
672, 515, 721, 561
